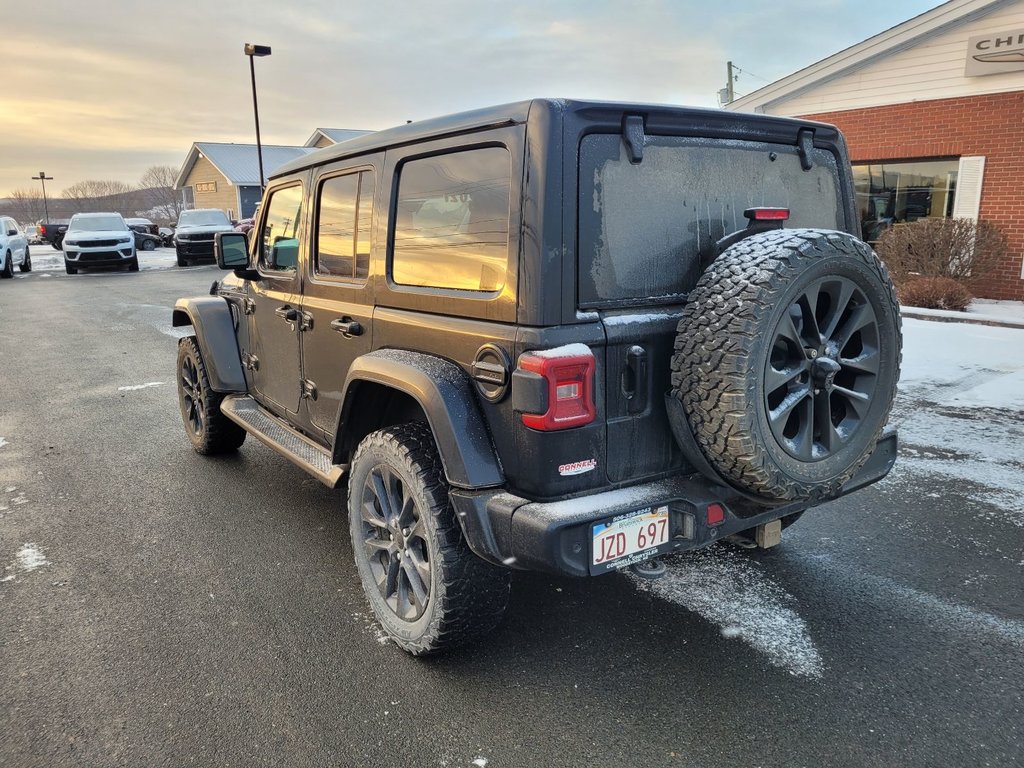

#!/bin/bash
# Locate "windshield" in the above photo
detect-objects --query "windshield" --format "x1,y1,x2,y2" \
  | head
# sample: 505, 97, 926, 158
578, 134, 843, 306
178, 210, 230, 227
69, 215, 125, 232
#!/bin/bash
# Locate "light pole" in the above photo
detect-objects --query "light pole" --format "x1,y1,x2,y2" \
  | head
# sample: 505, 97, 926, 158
244, 43, 272, 194
31, 171, 53, 223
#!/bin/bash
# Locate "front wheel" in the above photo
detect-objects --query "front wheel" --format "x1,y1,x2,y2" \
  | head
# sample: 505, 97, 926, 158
175, 249, 188, 267
127, 258, 139, 272
176, 337, 246, 454
0, 253, 12, 279
19, 248, 31, 272
349, 422, 510, 655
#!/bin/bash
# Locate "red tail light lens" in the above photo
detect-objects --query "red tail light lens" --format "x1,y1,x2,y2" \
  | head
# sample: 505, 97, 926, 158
706, 503, 726, 526
518, 345, 596, 431
744, 207, 790, 221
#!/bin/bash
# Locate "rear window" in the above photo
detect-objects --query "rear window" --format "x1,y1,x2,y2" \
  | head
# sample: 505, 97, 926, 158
578, 135, 843, 307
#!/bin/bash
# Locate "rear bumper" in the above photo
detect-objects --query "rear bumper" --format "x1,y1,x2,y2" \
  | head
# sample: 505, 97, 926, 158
451, 428, 897, 577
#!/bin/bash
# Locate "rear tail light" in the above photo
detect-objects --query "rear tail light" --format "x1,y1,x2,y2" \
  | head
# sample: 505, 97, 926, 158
517, 345, 596, 431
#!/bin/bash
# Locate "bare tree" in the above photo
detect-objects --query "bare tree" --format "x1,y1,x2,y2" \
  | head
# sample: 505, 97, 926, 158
138, 165, 184, 221
62, 180, 139, 216
4, 188, 48, 224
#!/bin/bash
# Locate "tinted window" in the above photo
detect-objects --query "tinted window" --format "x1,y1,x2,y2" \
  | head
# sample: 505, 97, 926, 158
392, 147, 510, 292
316, 170, 374, 279
259, 185, 303, 272
69, 215, 125, 232
578, 135, 843, 306
178, 210, 230, 227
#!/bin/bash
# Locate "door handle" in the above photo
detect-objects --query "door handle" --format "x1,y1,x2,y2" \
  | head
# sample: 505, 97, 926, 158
275, 306, 299, 321
330, 318, 363, 337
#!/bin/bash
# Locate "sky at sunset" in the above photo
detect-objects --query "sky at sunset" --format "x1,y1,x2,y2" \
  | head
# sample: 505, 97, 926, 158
3, 0, 944, 196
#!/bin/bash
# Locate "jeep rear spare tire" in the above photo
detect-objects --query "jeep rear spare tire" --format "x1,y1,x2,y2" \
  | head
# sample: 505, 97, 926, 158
670, 229, 901, 502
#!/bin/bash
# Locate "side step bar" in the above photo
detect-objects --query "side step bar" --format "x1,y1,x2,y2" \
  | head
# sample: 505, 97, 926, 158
220, 395, 347, 488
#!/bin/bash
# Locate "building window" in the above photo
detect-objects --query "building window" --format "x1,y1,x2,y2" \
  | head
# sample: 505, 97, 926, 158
852, 160, 959, 243
392, 147, 511, 292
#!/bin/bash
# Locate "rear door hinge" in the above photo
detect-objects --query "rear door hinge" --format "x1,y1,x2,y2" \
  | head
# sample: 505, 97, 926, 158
242, 353, 259, 371
242, 298, 255, 315
301, 379, 318, 400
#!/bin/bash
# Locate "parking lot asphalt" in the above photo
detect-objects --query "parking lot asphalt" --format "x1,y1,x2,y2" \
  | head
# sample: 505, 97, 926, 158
1, 262, 1022, 767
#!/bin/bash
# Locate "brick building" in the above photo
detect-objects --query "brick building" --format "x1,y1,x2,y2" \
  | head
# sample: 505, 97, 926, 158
726, 0, 1024, 300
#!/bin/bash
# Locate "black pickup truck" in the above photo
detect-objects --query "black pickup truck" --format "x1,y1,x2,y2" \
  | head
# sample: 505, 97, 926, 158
38, 220, 70, 249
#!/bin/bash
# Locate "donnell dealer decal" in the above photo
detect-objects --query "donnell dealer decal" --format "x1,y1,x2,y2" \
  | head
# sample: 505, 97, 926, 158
559, 458, 597, 476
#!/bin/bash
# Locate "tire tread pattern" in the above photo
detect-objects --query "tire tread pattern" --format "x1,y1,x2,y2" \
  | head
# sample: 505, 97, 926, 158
177, 336, 247, 455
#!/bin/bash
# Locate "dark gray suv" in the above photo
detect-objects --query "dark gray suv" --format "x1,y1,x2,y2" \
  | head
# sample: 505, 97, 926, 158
173, 99, 901, 654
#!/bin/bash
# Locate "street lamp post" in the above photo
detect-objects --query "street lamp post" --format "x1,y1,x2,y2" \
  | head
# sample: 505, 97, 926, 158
243, 43, 272, 194
31, 171, 53, 223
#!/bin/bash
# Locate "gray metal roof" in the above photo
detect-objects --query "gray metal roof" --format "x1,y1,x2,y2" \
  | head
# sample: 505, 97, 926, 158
193, 142, 315, 186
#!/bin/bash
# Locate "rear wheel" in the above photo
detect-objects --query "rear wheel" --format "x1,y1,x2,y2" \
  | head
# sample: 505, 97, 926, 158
141, 239, 156, 251
19, 248, 31, 272
176, 337, 246, 454
51, 239, 62, 250
349, 422, 510, 655
671, 229, 901, 502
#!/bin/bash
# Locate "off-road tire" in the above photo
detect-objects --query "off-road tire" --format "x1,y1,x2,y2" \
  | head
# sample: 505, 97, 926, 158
19, 248, 31, 273
176, 336, 246, 455
670, 229, 901, 502
349, 422, 510, 655
0, 252, 12, 279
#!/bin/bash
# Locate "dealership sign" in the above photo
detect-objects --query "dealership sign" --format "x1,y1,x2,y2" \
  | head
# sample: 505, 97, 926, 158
965, 28, 1024, 76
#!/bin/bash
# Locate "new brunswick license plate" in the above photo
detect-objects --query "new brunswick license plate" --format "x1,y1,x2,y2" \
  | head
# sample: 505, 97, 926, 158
590, 506, 671, 574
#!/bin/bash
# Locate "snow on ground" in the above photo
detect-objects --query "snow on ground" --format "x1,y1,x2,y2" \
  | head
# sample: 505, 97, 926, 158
117, 382, 164, 391
894, 318, 1024, 526
20, 247, 179, 274
968, 298, 1024, 322
627, 547, 824, 678
2, 543, 49, 582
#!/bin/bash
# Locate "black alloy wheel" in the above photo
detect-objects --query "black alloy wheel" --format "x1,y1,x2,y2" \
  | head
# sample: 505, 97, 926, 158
180, 352, 206, 439
175, 337, 246, 454
765, 276, 879, 462
358, 463, 432, 621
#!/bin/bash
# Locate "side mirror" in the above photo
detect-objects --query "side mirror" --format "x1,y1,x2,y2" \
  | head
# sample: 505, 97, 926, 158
215, 231, 260, 280
7, 229, 16, 237
215, 231, 249, 269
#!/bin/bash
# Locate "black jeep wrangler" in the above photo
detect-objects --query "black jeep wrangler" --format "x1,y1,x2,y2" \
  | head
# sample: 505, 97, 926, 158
172, 99, 901, 654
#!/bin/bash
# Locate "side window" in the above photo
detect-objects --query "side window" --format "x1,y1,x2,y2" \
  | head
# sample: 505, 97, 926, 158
259, 185, 304, 272
392, 147, 511, 292
316, 170, 375, 280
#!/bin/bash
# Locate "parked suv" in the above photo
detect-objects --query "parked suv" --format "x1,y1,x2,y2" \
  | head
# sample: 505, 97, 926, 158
173, 209, 234, 266
0, 217, 31, 278
63, 213, 137, 274
173, 100, 901, 654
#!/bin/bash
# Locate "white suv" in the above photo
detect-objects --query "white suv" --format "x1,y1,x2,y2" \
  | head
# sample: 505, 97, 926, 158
62, 213, 138, 274
0, 217, 31, 278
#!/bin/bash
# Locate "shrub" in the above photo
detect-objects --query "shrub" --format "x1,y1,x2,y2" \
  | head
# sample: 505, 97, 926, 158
875, 217, 1007, 288
897, 276, 972, 311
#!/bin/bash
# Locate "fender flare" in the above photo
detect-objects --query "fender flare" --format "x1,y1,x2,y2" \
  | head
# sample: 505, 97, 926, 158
172, 297, 247, 393
340, 350, 504, 490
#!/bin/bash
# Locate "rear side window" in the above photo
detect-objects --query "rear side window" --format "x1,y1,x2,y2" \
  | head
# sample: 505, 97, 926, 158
316, 170, 375, 280
259, 185, 303, 272
578, 135, 843, 306
392, 147, 511, 292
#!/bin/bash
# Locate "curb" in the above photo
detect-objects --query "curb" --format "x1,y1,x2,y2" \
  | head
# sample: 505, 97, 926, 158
900, 307, 1024, 330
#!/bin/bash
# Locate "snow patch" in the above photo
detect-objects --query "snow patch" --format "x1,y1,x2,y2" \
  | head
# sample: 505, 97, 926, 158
627, 546, 824, 678
117, 382, 164, 391
0, 437, 6, 449
16, 544, 48, 571
472, 758, 488, 767
525, 343, 593, 359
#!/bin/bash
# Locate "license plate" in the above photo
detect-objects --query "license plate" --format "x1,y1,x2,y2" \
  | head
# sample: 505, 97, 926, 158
591, 506, 671, 574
